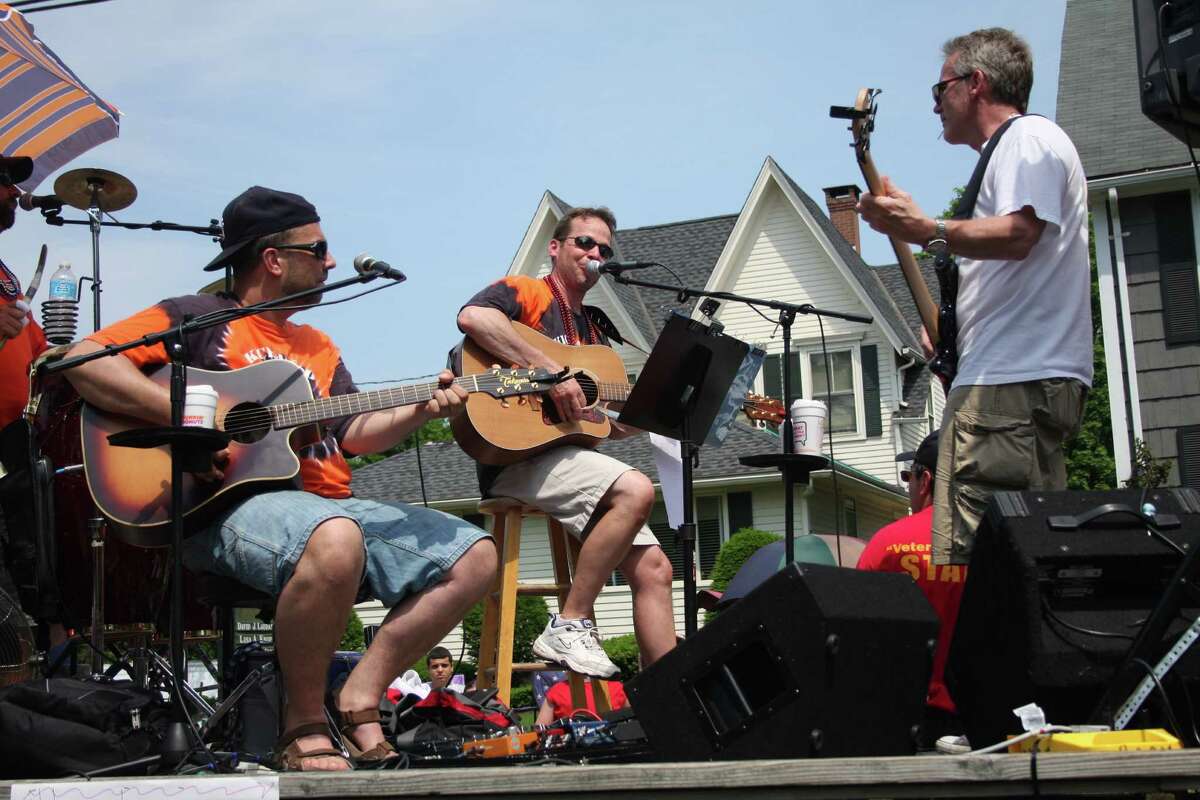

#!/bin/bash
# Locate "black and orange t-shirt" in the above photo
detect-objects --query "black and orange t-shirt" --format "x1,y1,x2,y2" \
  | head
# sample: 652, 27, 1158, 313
0, 257, 48, 428
459, 275, 612, 347
87, 293, 359, 498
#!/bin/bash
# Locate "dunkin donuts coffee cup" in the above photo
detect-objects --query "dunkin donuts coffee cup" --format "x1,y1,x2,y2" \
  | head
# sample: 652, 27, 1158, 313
183, 385, 219, 429
789, 399, 826, 455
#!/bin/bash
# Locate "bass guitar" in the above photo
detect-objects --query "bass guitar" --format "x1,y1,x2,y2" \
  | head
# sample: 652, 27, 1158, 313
831, 87, 957, 385
452, 322, 785, 465
82, 359, 561, 546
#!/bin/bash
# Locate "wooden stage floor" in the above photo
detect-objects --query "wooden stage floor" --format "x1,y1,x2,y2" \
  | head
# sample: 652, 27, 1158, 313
4, 750, 1200, 799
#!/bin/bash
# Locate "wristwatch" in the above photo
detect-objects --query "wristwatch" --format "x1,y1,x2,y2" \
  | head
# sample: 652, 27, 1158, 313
926, 219, 949, 256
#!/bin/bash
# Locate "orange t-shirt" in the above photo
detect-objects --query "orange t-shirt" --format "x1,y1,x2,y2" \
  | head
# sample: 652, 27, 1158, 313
0, 257, 48, 428
87, 293, 358, 498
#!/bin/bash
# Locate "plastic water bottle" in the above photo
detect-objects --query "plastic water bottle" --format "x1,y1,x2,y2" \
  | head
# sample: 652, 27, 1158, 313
42, 261, 79, 344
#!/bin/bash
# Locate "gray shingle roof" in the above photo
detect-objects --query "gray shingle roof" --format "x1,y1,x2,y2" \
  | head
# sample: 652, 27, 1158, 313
873, 257, 941, 412
1057, 0, 1190, 179
351, 423, 792, 505
774, 163, 923, 356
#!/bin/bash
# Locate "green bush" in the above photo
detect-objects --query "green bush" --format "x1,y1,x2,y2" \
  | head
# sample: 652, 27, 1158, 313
509, 683, 535, 711
704, 528, 781, 624
340, 611, 365, 652
602, 633, 641, 678
708, 528, 782, 592
461, 595, 549, 664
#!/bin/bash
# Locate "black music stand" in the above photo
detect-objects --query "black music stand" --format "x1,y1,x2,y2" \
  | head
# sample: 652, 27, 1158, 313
619, 313, 749, 637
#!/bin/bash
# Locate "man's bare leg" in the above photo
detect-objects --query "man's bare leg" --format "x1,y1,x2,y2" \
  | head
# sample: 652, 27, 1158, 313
334, 538, 496, 752
274, 517, 364, 771
619, 544, 675, 665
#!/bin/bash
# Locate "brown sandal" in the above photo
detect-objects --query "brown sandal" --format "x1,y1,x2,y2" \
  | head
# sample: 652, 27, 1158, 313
276, 722, 353, 772
333, 707, 400, 765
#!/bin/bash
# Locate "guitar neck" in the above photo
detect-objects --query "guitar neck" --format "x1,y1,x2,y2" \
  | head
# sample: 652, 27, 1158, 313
596, 381, 633, 404
857, 153, 942, 345
270, 375, 476, 430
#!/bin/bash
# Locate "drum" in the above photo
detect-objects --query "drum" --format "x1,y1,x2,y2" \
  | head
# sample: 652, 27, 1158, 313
28, 357, 172, 633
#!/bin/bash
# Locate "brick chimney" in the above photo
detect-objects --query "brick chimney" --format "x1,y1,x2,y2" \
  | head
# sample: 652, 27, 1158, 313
822, 184, 862, 254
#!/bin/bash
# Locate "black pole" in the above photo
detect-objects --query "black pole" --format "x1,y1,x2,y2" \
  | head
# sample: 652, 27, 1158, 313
779, 309, 796, 566
679, 418, 698, 638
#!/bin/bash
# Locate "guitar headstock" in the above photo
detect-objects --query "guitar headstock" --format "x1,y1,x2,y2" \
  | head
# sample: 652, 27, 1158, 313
743, 393, 785, 425
829, 87, 880, 165
475, 367, 564, 399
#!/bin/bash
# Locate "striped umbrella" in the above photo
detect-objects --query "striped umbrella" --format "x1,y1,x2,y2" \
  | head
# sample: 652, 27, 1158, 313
0, 3, 118, 190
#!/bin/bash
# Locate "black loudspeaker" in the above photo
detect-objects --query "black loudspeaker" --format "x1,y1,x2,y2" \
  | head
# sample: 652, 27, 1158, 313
1134, 0, 1200, 143
947, 488, 1200, 749
626, 562, 938, 760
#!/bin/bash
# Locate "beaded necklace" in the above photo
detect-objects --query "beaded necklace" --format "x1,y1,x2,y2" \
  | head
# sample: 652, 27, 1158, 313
544, 272, 600, 345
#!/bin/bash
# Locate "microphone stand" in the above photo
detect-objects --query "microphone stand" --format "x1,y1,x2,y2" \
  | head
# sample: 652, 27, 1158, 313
610, 271, 872, 627
38, 266, 399, 765
34, 206, 223, 331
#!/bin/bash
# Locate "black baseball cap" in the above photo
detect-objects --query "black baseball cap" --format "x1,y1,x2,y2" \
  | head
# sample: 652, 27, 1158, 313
203, 186, 320, 272
0, 155, 33, 186
896, 430, 939, 473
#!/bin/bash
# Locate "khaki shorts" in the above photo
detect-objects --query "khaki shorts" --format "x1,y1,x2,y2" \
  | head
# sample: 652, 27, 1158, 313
932, 378, 1086, 566
490, 447, 660, 547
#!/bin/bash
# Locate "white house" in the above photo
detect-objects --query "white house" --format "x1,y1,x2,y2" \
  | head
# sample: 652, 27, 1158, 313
350, 156, 944, 649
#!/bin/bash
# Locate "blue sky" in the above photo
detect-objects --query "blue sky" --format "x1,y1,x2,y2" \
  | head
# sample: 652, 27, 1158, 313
6, 0, 1067, 385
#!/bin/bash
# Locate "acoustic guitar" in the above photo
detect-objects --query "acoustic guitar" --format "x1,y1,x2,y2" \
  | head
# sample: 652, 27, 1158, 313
452, 322, 785, 465
82, 359, 561, 546
831, 87, 957, 385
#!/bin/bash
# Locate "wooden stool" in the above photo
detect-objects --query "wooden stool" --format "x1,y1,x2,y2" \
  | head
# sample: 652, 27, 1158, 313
476, 497, 611, 715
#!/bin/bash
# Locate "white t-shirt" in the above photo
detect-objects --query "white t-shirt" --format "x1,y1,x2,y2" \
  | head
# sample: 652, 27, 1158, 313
952, 115, 1093, 389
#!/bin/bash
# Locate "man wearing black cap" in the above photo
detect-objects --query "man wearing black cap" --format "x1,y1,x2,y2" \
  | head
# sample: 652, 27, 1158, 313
64, 186, 497, 771
0, 154, 47, 431
856, 431, 967, 749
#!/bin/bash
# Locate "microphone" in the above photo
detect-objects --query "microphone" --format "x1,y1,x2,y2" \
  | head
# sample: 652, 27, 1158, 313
18, 193, 63, 212
353, 252, 407, 282
585, 259, 661, 276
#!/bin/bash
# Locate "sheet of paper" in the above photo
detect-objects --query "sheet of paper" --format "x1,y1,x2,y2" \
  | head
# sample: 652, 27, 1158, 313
650, 432, 683, 528
13, 775, 279, 800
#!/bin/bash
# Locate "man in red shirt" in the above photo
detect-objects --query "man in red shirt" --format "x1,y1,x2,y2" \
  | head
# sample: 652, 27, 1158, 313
0, 154, 48, 429
534, 677, 628, 725
857, 431, 967, 749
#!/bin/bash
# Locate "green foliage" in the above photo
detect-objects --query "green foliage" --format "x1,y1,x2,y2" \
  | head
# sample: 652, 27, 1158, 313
348, 418, 454, 470
509, 684, 535, 711
707, 528, 782, 592
1065, 213, 1116, 491
340, 611, 364, 652
704, 528, 782, 625
461, 595, 549, 664
602, 633, 642, 678
1125, 438, 1172, 489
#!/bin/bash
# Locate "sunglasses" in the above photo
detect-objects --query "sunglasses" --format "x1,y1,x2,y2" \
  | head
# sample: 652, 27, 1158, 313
901, 466, 927, 483
273, 240, 329, 260
931, 74, 968, 104
563, 235, 613, 261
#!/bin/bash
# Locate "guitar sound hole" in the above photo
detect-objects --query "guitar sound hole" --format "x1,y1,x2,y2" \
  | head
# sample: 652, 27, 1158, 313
225, 401, 271, 445
541, 373, 601, 426
574, 373, 598, 404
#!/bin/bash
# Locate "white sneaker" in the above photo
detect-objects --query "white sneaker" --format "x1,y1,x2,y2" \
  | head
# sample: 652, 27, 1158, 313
532, 616, 619, 678
935, 734, 971, 754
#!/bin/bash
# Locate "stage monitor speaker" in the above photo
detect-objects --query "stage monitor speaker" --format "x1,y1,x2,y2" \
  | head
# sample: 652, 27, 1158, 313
947, 488, 1200, 749
1134, 0, 1200, 143
626, 562, 938, 760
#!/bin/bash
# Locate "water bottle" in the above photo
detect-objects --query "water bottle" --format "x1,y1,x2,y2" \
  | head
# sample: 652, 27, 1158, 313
42, 261, 79, 344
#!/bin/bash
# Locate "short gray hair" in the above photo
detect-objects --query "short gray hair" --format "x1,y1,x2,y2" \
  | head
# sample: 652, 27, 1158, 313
943, 28, 1033, 113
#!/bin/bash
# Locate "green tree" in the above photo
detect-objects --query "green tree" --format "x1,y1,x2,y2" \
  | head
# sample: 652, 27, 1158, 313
1124, 438, 1172, 489
347, 417, 454, 470
460, 595, 549, 665
340, 610, 364, 652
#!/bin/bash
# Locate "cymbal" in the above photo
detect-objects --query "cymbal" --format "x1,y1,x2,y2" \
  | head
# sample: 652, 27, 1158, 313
53, 167, 137, 212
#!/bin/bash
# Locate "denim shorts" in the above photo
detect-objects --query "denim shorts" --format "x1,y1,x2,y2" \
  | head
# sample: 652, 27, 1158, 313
182, 491, 490, 607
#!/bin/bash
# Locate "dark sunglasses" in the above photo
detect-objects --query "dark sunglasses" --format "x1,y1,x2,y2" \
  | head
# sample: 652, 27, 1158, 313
273, 240, 329, 260
563, 235, 614, 261
901, 466, 927, 483
932, 74, 968, 104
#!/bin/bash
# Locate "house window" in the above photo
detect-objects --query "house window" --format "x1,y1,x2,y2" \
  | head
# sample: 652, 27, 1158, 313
728, 491, 754, 534
810, 350, 857, 433
842, 498, 858, 537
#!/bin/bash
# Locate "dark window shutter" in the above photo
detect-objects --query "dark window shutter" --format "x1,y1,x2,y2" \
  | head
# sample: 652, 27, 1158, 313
1179, 426, 1200, 488
728, 491, 754, 534
763, 352, 802, 402
1161, 262, 1200, 345
861, 344, 882, 437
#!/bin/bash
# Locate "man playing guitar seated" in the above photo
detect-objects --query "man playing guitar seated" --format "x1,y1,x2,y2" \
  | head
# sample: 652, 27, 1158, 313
64, 186, 497, 771
456, 206, 675, 678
